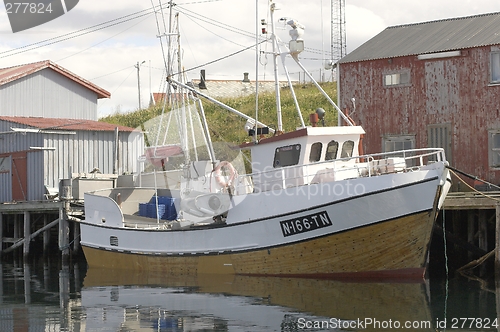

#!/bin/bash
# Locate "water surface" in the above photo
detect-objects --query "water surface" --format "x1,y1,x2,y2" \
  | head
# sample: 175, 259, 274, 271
0, 257, 497, 331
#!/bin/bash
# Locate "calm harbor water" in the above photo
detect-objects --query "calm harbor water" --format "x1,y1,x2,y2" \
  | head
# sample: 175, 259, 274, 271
0, 255, 498, 332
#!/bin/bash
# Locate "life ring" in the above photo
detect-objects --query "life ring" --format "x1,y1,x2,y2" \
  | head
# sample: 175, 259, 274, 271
213, 161, 237, 188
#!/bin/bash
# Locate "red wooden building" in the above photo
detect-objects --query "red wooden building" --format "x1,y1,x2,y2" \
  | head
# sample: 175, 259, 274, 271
337, 12, 500, 187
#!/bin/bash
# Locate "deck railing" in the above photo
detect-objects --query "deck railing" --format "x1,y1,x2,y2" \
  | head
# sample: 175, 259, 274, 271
234, 148, 446, 194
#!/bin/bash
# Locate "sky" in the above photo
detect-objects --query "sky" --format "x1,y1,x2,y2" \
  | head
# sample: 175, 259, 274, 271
0, 0, 499, 118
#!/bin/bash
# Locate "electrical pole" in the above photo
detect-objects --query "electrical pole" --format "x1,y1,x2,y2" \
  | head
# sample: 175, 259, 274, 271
135, 61, 145, 110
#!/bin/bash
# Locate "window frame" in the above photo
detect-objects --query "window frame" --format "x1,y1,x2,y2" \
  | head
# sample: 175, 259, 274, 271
382, 135, 415, 154
340, 140, 355, 159
383, 71, 411, 88
325, 140, 339, 161
309, 142, 323, 162
273, 144, 302, 168
490, 51, 500, 84
488, 130, 500, 168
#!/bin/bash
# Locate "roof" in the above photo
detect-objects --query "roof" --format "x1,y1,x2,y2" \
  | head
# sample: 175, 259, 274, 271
0, 60, 111, 99
191, 79, 280, 99
0, 116, 136, 132
339, 12, 500, 64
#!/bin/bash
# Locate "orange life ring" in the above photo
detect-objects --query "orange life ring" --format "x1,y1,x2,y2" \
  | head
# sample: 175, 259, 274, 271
213, 161, 237, 187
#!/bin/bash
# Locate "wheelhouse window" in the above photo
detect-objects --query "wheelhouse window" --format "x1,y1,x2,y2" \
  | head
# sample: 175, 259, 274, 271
491, 52, 500, 83
340, 140, 354, 158
273, 144, 301, 168
325, 140, 339, 160
384, 71, 410, 87
489, 131, 500, 168
309, 142, 322, 162
383, 135, 415, 155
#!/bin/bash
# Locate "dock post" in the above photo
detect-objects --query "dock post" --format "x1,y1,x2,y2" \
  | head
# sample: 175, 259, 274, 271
59, 178, 72, 263
43, 214, 50, 254
467, 210, 475, 260
59, 206, 69, 264
73, 222, 80, 254
23, 211, 30, 258
496, 203, 500, 266
0, 213, 3, 255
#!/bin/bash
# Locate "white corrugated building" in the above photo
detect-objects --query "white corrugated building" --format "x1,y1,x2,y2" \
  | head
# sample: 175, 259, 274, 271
0, 60, 144, 202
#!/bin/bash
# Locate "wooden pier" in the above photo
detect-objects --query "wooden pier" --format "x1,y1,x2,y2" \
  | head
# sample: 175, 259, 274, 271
1, 185, 500, 272
441, 191, 500, 270
0, 195, 83, 261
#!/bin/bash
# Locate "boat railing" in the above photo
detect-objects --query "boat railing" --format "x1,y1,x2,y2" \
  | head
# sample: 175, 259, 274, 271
235, 148, 446, 193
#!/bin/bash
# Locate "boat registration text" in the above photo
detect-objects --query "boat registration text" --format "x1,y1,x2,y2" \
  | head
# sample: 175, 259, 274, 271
280, 211, 332, 237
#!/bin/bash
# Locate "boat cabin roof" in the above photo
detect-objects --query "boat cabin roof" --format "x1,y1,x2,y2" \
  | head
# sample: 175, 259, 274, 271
240, 126, 365, 173
239, 126, 365, 149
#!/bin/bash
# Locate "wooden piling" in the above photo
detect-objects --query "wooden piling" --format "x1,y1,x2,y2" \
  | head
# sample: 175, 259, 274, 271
496, 203, 500, 265
59, 207, 69, 263
467, 210, 475, 260
73, 222, 80, 254
23, 211, 30, 258
0, 213, 3, 255
43, 214, 50, 253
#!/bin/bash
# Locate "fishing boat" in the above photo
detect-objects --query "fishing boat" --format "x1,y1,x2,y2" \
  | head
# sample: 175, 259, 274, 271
80, 1, 451, 279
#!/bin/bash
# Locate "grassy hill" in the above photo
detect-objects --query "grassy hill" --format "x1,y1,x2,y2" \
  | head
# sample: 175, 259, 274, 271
100, 81, 339, 146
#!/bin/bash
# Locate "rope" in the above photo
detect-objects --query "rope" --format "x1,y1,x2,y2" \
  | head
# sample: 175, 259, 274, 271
448, 169, 500, 202
59, 234, 81, 251
442, 209, 449, 330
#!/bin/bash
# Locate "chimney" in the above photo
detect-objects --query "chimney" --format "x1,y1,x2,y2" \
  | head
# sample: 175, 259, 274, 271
198, 69, 207, 89
243, 72, 250, 82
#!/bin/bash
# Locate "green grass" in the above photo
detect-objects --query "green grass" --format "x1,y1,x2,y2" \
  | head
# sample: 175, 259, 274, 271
100, 81, 339, 146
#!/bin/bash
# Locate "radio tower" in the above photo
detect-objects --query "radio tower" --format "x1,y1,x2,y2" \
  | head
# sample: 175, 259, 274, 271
330, 0, 346, 79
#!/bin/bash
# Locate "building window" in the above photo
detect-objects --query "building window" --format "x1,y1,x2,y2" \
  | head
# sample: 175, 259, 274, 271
309, 142, 322, 162
273, 144, 301, 168
491, 52, 500, 83
384, 72, 410, 87
340, 140, 355, 158
489, 131, 500, 168
325, 140, 339, 160
383, 135, 415, 154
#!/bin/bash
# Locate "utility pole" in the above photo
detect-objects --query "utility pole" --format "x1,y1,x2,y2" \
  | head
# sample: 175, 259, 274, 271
135, 61, 145, 110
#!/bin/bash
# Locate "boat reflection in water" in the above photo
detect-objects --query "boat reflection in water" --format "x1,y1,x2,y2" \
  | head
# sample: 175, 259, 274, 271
82, 268, 434, 331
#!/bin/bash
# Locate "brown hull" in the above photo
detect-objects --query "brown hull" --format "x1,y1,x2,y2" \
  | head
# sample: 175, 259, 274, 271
83, 208, 435, 280
84, 270, 432, 326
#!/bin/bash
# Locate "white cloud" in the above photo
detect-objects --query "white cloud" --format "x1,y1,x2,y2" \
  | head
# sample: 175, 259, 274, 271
0, 0, 499, 117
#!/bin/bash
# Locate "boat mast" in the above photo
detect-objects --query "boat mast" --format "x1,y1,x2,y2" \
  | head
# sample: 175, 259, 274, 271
269, 1, 283, 133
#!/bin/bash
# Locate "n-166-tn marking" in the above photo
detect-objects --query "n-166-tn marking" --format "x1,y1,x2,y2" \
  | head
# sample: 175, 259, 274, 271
280, 211, 332, 237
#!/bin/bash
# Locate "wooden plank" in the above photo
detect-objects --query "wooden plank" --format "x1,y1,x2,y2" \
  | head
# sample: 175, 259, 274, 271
443, 192, 500, 210
3, 218, 59, 254
0, 201, 63, 213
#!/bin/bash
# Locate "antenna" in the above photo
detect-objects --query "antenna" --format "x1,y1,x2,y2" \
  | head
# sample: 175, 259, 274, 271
330, 0, 346, 77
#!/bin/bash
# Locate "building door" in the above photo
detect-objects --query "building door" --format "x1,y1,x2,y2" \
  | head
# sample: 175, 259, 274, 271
11, 152, 28, 201
427, 123, 452, 164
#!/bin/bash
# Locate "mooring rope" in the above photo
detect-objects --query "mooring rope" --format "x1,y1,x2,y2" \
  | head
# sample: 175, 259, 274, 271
442, 208, 449, 330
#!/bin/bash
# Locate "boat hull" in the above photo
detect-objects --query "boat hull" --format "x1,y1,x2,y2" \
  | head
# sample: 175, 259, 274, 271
81, 166, 449, 280
82, 209, 434, 280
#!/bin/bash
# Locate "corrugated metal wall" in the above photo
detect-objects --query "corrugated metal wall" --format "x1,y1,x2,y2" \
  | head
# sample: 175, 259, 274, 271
42, 130, 144, 195
0, 157, 12, 202
0, 122, 144, 202
339, 45, 500, 184
0, 68, 98, 120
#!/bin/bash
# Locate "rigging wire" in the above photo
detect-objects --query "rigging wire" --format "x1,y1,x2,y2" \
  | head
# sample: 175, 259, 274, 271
171, 40, 266, 77
0, 6, 161, 58
56, 15, 152, 62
